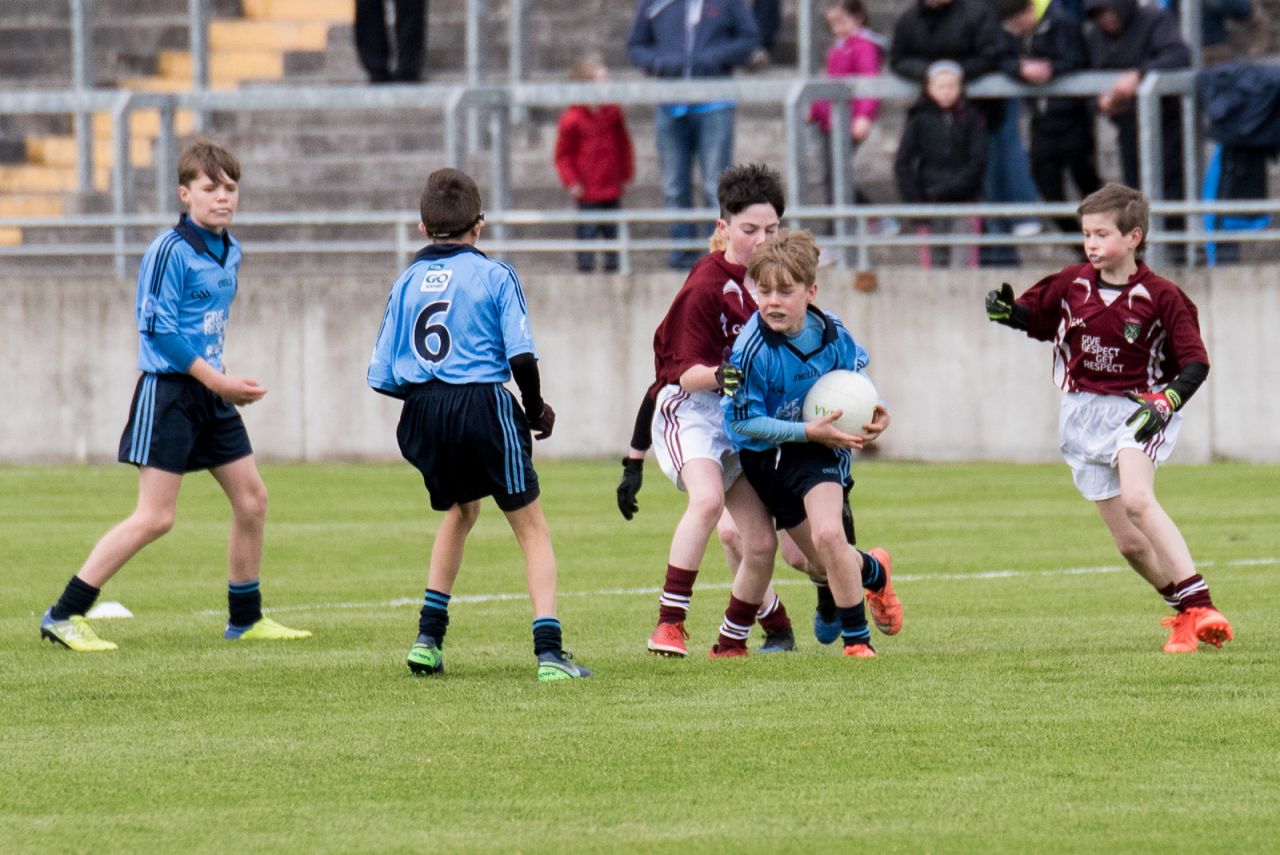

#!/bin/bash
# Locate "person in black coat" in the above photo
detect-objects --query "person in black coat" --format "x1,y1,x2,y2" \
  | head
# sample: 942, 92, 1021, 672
1083, 0, 1191, 248
895, 60, 988, 267
889, 0, 1003, 82
999, 0, 1102, 235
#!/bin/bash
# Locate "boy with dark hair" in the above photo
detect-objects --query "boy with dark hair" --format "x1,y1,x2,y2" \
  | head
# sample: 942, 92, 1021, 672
637, 162, 793, 657
715, 229, 895, 658
997, 0, 1102, 236
39, 138, 311, 652
369, 167, 590, 682
986, 183, 1232, 653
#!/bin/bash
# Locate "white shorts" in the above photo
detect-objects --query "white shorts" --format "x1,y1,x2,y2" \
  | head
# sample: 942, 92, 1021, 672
651, 385, 742, 492
1059, 391, 1182, 501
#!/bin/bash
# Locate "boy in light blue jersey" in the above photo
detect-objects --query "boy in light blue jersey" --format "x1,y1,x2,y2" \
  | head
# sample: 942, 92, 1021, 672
714, 230, 899, 658
39, 139, 310, 652
369, 167, 590, 682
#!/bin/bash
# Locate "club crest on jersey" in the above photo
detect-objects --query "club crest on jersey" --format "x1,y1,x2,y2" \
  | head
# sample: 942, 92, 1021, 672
1123, 320, 1142, 343
420, 263, 453, 292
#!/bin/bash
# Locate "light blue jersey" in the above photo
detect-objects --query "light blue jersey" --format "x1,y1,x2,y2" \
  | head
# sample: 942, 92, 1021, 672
136, 215, 240, 373
368, 244, 536, 396
722, 306, 869, 453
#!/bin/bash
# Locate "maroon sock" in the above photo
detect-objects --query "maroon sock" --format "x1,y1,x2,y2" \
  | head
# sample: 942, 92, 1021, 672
1172, 573, 1214, 611
1156, 581, 1180, 611
756, 593, 792, 633
716, 595, 759, 649
658, 565, 698, 624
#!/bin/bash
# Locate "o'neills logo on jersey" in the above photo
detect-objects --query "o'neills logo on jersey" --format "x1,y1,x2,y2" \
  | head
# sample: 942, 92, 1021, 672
1123, 320, 1142, 344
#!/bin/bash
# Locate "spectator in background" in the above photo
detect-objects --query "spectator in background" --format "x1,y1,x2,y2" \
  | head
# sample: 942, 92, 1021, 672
355, 0, 428, 83
888, 0, 1035, 266
894, 61, 987, 268
889, 0, 1002, 83
748, 0, 782, 70
807, 0, 891, 264
1169, 0, 1258, 65
999, 0, 1102, 238
627, 0, 761, 270
1083, 0, 1191, 253
554, 56, 635, 273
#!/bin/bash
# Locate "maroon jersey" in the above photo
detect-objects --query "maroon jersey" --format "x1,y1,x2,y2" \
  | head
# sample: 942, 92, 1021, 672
650, 251, 757, 389
1016, 262, 1209, 396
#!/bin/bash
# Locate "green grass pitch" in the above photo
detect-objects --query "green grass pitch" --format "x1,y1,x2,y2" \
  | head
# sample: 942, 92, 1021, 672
2, 460, 1278, 853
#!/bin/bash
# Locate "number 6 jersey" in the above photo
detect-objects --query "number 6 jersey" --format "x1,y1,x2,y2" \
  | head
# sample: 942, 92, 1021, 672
368, 244, 537, 396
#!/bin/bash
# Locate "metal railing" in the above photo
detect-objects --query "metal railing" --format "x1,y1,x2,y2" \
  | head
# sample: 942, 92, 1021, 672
5, 198, 1279, 279
1, 69, 1215, 273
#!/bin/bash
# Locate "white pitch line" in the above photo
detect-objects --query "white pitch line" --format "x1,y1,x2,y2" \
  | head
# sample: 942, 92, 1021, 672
193, 556, 1277, 617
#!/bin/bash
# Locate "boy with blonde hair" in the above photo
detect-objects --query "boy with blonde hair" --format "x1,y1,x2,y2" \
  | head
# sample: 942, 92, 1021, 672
986, 183, 1232, 653
40, 138, 310, 651
714, 230, 896, 658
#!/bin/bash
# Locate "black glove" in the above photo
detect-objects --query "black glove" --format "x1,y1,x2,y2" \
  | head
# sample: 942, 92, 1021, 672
617, 457, 644, 520
986, 282, 1016, 323
715, 362, 743, 396
1125, 390, 1181, 443
531, 403, 555, 440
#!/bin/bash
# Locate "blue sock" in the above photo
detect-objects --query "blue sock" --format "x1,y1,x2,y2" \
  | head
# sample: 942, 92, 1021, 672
228, 579, 262, 628
532, 616, 562, 656
838, 603, 871, 647
418, 588, 450, 644
858, 550, 884, 591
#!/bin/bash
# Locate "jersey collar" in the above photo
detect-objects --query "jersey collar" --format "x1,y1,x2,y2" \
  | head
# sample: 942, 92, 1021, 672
757, 305, 838, 360
414, 243, 487, 263
175, 214, 232, 267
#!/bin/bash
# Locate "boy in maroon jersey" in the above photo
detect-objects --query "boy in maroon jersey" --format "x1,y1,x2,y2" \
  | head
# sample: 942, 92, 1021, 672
986, 183, 1232, 653
637, 163, 793, 658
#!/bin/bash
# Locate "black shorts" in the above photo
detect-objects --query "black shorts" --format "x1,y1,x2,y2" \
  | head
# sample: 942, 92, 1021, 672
117, 373, 253, 474
396, 381, 539, 512
739, 443, 847, 531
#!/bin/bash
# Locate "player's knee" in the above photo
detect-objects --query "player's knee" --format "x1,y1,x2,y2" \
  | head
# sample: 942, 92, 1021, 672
741, 529, 777, 567
810, 524, 846, 559
234, 482, 269, 524
1114, 536, 1147, 564
686, 492, 725, 529
1120, 489, 1157, 523
134, 508, 176, 541
717, 525, 742, 555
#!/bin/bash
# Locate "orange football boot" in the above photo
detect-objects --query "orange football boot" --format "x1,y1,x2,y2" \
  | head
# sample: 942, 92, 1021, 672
1188, 606, 1233, 648
647, 621, 689, 657
1160, 611, 1198, 653
864, 547, 903, 635
842, 643, 877, 659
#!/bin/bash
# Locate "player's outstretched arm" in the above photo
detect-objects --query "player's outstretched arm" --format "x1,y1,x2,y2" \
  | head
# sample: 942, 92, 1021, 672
189, 358, 267, 405
985, 283, 1031, 330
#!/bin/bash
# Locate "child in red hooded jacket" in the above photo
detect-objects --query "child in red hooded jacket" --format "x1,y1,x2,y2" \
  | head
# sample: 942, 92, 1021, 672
554, 54, 635, 273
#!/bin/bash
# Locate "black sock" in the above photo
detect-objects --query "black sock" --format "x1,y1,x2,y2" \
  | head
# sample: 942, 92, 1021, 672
838, 602, 871, 646
228, 580, 262, 627
858, 550, 885, 591
418, 588, 450, 645
814, 582, 837, 621
50, 576, 100, 620
532, 616, 562, 656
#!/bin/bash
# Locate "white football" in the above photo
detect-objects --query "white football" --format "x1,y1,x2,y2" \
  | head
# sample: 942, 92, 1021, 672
803, 370, 879, 436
